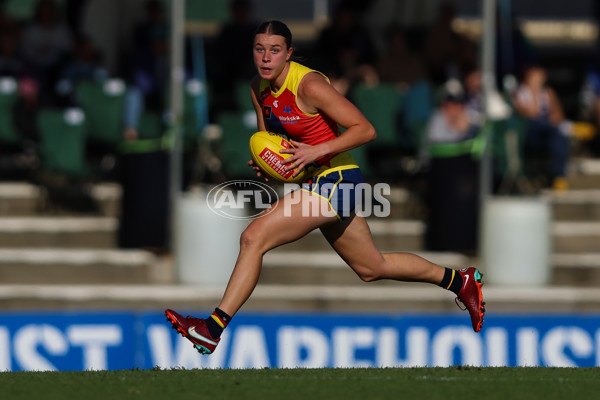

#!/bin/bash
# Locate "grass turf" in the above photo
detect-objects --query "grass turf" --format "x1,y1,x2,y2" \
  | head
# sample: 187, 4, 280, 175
1, 367, 599, 400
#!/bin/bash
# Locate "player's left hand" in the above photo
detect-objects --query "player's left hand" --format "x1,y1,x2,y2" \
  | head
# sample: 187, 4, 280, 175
279, 139, 322, 177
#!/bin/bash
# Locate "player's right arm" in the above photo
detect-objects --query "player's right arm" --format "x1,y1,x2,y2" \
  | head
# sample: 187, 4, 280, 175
248, 75, 269, 180
250, 75, 266, 130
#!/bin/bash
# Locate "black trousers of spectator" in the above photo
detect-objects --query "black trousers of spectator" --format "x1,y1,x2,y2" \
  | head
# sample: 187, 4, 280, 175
425, 154, 480, 254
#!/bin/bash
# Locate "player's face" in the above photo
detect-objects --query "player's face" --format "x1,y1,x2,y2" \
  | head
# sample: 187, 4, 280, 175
253, 33, 292, 82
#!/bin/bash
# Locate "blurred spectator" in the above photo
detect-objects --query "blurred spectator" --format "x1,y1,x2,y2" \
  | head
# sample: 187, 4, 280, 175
426, 79, 480, 146
513, 64, 571, 190
424, 79, 480, 254
19, 0, 73, 106
60, 35, 108, 86
579, 56, 600, 157
422, 1, 476, 86
208, 0, 257, 116
375, 23, 425, 90
54, 34, 108, 107
462, 67, 484, 120
313, 0, 378, 96
463, 65, 512, 123
123, 0, 169, 141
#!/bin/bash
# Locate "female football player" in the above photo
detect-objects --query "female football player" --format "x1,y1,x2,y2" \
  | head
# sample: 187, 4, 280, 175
166, 20, 485, 355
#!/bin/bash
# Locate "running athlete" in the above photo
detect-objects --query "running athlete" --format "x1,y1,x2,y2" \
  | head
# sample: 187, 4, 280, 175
165, 20, 485, 355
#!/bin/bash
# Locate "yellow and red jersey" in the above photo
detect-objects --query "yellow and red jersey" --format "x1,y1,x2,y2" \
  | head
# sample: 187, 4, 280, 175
258, 61, 356, 173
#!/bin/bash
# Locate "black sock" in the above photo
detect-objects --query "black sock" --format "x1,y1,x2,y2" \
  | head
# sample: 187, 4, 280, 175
438, 267, 463, 295
205, 308, 232, 339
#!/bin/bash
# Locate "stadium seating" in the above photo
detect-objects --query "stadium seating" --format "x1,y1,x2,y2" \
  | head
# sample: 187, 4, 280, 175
353, 83, 403, 147
76, 79, 126, 148
216, 111, 255, 179
137, 111, 163, 140
185, 0, 230, 22
401, 80, 434, 147
235, 81, 254, 113
2, 0, 65, 20
37, 107, 91, 178
351, 84, 403, 180
352, 83, 434, 181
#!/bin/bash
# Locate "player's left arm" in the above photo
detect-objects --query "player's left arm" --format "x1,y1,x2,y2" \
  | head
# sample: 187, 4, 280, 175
280, 73, 376, 173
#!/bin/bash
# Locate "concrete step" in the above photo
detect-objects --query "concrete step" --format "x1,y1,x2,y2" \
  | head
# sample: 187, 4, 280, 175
385, 189, 600, 222
0, 248, 169, 284
0, 247, 595, 287
552, 253, 600, 286
0, 182, 121, 217
0, 217, 117, 248
0, 214, 594, 253
553, 221, 600, 253
0, 183, 40, 216
547, 189, 600, 220
1, 283, 600, 313
568, 158, 600, 189
375, 187, 422, 219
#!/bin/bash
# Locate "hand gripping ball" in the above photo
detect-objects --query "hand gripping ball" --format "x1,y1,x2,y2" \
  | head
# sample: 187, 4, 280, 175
249, 131, 306, 183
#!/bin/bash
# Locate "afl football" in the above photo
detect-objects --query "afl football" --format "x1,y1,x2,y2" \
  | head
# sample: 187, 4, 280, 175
249, 131, 306, 183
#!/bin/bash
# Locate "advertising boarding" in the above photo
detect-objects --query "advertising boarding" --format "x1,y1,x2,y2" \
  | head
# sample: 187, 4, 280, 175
1, 312, 599, 371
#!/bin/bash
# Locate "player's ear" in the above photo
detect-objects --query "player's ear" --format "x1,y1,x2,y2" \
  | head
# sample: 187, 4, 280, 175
286, 47, 293, 61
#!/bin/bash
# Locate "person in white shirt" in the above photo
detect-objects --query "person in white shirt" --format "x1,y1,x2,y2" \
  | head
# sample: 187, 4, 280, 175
513, 64, 570, 190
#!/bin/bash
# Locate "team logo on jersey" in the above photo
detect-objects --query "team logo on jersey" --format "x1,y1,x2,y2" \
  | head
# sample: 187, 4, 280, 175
283, 105, 292, 114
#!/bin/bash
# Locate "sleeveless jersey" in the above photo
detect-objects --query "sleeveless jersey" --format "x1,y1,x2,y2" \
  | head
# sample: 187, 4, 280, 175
258, 61, 357, 175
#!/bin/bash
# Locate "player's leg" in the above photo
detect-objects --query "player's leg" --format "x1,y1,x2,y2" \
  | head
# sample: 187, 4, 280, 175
320, 214, 485, 332
320, 214, 444, 283
166, 189, 337, 353
217, 190, 336, 316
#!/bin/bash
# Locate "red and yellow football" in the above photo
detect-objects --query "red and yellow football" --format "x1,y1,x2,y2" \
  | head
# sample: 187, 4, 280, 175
249, 131, 306, 183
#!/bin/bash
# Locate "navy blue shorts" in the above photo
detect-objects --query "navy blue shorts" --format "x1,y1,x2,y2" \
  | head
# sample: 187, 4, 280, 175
301, 167, 364, 220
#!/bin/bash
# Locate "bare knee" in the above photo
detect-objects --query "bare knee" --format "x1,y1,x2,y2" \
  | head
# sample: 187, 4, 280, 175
239, 224, 273, 254
239, 226, 260, 251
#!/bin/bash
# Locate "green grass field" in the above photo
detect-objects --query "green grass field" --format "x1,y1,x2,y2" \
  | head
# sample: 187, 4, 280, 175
1, 367, 600, 400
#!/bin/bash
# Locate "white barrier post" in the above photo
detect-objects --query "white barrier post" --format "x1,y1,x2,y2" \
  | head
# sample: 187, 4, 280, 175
482, 196, 552, 286
175, 191, 248, 287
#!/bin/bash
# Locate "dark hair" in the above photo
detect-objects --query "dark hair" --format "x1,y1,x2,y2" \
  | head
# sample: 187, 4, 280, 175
254, 20, 292, 49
